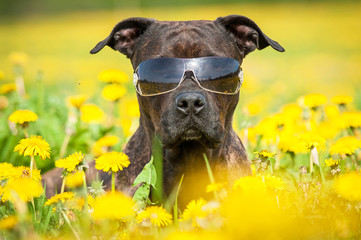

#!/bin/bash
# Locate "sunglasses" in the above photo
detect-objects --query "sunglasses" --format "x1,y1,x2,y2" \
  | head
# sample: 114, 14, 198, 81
133, 57, 243, 96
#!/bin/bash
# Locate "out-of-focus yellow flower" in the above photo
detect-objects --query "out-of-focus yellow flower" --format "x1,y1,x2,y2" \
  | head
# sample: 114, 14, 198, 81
244, 103, 261, 116
278, 132, 305, 154
233, 176, 267, 194
8, 109, 38, 125
92, 191, 134, 220
120, 98, 140, 118
95, 151, 130, 172
0, 96, 8, 109
98, 69, 128, 84
303, 93, 327, 108
325, 158, 340, 167
341, 111, 361, 128
299, 131, 326, 150
281, 103, 302, 120
2, 178, 43, 202
0, 83, 17, 94
80, 104, 104, 123
334, 173, 361, 202
332, 95, 353, 105
92, 135, 119, 157
101, 84, 127, 101
182, 198, 208, 227
0, 162, 15, 180
55, 152, 84, 172
14, 135, 51, 160
65, 171, 84, 189
67, 95, 87, 109
254, 149, 276, 159
206, 182, 224, 193
137, 206, 172, 227
330, 136, 361, 156
45, 192, 75, 206
0, 70, 4, 80
0, 216, 18, 230
325, 105, 340, 119
9, 52, 28, 66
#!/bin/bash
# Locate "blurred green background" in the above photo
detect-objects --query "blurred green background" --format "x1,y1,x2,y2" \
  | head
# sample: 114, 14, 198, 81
1, 0, 361, 112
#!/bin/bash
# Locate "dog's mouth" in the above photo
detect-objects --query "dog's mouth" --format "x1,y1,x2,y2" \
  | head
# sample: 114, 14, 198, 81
165, 126, 222, 149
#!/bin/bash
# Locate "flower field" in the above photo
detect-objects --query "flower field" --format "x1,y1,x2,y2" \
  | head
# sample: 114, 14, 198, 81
1, 2, 361, 239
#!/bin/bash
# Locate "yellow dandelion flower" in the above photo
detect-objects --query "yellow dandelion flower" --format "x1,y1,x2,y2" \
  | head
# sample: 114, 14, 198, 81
9, 52, 28, 66
0, 96, 9, 110
11, 166, 42, 182
95, 151, 130, 172
341, 111, 361, 128
0, 162, 15, 180
98, 69, 128, 84
0, 83, 17, 94
137, 206, 172, 227
281, 103, 302, 120
0, 216, 18, 230
324, 158, 340, 167
2, 178, 43, 202
14, 135, 51, 160
8, 109, 38, 125
334, 173, 361, 202
92, 191, 134, 220
330, 136, 361, 156
80, 104, 104, 123
182, 198, 208, 227
332, 95, 353, 105
206, 182, 224, 193
55, 152, 84, 172
299, 131, 326, 150
254, 149, 276, 159
101, 84, 127, 102
303, 93, 327, 108
65, 171, 84, 188
259, 175, 287, 192
92, 135, 119, 157
278, 133, 305, 154
45, 192, 75, 206
67, 194, 95, 211
67, 95, 87, 109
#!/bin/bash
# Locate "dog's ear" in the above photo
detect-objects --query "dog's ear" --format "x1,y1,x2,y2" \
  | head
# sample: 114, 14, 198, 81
215, 15, 285, 57
90, 17, 156, 58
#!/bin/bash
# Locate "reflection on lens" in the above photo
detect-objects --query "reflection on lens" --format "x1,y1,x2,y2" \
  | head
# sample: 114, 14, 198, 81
199, 75, 240, 94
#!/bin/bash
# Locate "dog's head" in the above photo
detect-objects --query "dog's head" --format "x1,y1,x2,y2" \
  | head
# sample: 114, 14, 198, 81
91, 15, 284, 151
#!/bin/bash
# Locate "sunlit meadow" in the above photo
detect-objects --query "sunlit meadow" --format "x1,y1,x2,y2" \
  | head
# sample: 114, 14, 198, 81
1, 2, 361, 239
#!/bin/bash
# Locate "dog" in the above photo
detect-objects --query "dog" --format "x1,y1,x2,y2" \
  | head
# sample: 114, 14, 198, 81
43, 15, 284, 198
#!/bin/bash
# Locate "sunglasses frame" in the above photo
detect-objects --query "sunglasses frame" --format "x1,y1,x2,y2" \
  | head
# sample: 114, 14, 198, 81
133, 58, 243, 97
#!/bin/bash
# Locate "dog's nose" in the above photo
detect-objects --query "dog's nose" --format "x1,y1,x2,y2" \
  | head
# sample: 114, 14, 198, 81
175, 92, 206, 115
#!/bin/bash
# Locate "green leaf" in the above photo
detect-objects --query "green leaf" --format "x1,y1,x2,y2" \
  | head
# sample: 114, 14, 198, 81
132, 158, 157, 188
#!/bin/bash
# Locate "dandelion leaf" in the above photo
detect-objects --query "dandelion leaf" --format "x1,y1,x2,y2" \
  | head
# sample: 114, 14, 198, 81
132, 158, 157, 188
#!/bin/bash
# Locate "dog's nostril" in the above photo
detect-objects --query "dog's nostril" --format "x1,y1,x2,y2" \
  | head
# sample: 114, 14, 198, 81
175, 92, 206, 115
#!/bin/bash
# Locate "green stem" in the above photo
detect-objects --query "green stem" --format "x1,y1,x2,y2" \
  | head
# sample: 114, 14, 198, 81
82, 171, 89, 212
61, 176, 66, 193
173, 174, 184, 227
203, 154, 215, 184
61, 210, 80, 240
111, 171, 115, 193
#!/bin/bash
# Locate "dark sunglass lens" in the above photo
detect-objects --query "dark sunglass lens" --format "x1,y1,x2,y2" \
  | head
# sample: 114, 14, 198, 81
136, 58, 184, 95
195, 58, 241, 93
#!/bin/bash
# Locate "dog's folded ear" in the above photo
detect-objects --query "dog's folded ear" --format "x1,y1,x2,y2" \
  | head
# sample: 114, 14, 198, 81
215, 15, 285, 57
90, 17, 155, 58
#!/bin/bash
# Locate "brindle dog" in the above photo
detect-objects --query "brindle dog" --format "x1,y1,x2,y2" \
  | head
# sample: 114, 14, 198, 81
43, 15, 284, 198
